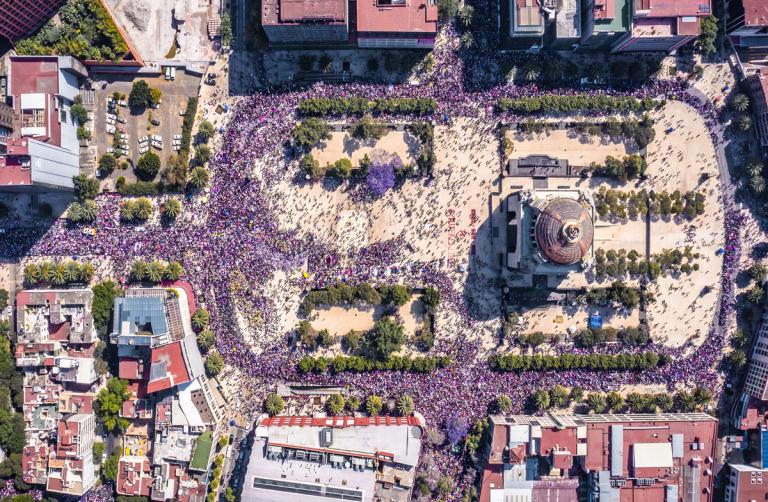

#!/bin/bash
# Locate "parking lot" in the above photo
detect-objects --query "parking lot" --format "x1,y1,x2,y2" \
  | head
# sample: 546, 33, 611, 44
87, 70, 201, 187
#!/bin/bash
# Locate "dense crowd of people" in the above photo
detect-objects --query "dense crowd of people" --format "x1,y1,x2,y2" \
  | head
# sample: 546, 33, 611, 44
0, 25, 743, 501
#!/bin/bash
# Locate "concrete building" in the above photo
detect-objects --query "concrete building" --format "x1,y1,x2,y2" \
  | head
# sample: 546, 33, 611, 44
262, 0, 349, 45
480, 412, 718, 502
745, 301, 768, 399
0, 0, 65, 43
610, 0, 712, 52
725, 463, 768, 502
357, 0, 438, 49
241, 415, 425, 502
506, 0, 581, 51
579, 0, 632, 50
744, 70, 768, 158
728, 0, 768, 65
16, 289, 97, 345
0, 55, 86, 191
46, 413, 97, 496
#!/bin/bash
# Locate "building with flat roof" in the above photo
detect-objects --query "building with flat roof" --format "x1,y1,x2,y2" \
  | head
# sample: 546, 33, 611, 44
728, 0, 768, 65
357, 0, 438, 49
0, 0, 65, 43
724, 463, 768, 502
480, 412, 718, 502
46, 413, 96, 496
610, 0, 712, 52
745, 70, 768, 159
262, 0, 349, 44
1, 55, 86, 191
241, 414, 424, 502
16, 289, 97, 345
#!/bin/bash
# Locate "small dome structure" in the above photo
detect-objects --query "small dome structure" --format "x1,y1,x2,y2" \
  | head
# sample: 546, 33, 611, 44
534, 198, 593, 265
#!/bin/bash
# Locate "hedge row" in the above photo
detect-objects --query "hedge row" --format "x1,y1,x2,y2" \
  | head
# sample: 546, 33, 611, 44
489, 352, 669, 372
298, 97, 437, 117
297, 354, 452, 374
497, 95, 659, 114
180, 97, 199, 161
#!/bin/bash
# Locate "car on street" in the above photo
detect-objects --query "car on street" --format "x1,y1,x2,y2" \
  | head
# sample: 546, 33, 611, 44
179, 109, 186, 116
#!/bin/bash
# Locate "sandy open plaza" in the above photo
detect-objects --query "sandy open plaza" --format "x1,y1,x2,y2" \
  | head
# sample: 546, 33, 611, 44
311, 130, 421, 166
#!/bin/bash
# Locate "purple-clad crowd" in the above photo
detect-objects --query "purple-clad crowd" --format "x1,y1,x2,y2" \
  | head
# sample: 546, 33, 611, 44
0, 27, 744, 501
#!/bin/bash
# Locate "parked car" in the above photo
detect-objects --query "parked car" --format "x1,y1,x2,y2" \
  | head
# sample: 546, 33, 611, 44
151, 135, 162, 142
117, 100, 127, 107
106, 125, 116, 135
173, 134, 182, 140
172, 139, 181, 146
179, 109, 186, 116
117, 116, 127, 124
151, 119, 160, 126
106, 117, 116, 125
170, 67, 176, 80
139, 145, 149, 154
139, 136, 149, 144
173, 145, 180, 151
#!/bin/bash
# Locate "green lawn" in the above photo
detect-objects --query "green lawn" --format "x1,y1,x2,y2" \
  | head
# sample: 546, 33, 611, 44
190, 431, 213, 471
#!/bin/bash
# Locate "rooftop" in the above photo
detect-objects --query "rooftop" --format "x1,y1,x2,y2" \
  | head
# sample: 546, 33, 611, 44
632, 0, 711, 18
743, 0, 768, 27
262, 0, 347, 25
189, 431, 213, 471
147, 341, 191, 393
592, 0, 630, 32
356, 0, 438, 35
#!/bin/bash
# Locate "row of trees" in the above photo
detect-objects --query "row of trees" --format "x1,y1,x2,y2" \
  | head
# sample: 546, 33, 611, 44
298, 97, 438, 116
594, 247, 700, 280
128, 260, 183, 283
584, 280, 655, 309
581, 388, 712, 414
574, 326, 649, 348
120, 197, 154, 223
0, 320, 28, 490
490, 351, 669, 372
594, 187, 706, 221
297, 354, 452, 374
579, 115, 656, 149
589, 154, 647, 181
497, 95, 659, 114
23, 260, 94, 286
299, 283, 423, 316
505, 57, 657, 85
266, 391, 414, 417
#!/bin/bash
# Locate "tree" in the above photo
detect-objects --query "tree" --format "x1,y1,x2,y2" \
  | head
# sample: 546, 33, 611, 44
194, 144, 212, 165
726, 350, 747, 369
92, 281, 121, 335
698, 15, 718, 55
747, 159, 764, 178
162, 154, 188, 189
693, 387, 713, 408
205, 350, 224, 376
198, 120, 215, 142
749, 262, 768, 282
99, 153, 117, 175
496, 394, 512, 413
136, 152, 161, 181
750, 175, 766, 194
731, 93, 750, 113
351, 116, 389, 141
549, 385, 569, 408
396, 395, 414, 416
328, 158, 353, 178
265, 393, 284, 416
655, 393, 674, 412
606, 391, 625, 412
342, 330, 361, 353
747, 285, 765, 304
292, 118, 330, 149
221, 12, 232, 46
128, 80, 151, 108
70, 103, 88, 125
164, 261, 183, 280
192, 308, 210, 330
586, 393, 607, 414
96, 378, 130, 432
387, 284, 411, 306
674, 391, 697, 412
130, 260, 149, 282
23, 264, 40, 285
146, 260, 164, 283
73, 174, 99, 200
437, 476, 454, 496
188, 166, 209, 189
197, 329, 215, 352
149, 87, 162, 106
738, 114, 753, 132
531, 389, 550, 411
346, 395, 361, 412
458, 4, 474, 27
300, 154, 323, 179
423, 287, 441, 309
326, 394, 346, 415
103, 453, 120, 481
0, 289, 7, 311
365, 395, 383, 415
93, 442, 105, 461
364, 317, 405, 360
163, 198, 182, 221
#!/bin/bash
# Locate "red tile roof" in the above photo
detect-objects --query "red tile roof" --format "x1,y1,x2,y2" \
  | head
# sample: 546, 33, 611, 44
0, 153, 32, 185
22, 444, 49, 485
356, 0, 437, 35
633, 0, 711, 18
119, 358, 147, 380
262, 0, 346, 26
743, 0, 768, 26
116, 457, 152, 497
147, 341, 190, 394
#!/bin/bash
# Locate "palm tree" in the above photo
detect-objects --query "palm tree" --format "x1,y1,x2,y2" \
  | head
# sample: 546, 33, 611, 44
673, 391, 697, 412
496, 394, 512, 413
164, 261, 183, 281
163, 199, 181, 220
532, 390, 550, 411
748, 262, 768, 282
80, 200, 98, 222
750, 175, 766, 194
655, 393, 674, 412
130, 260, 149, 282
326, 394, 346, 415
134, 198, 153, 221
365, 395, 383, 416
67, 202, 83, 223
549, 385, 569, 408
731, 93, 750, 113
747, 284, 765, 304
147, 261, 165, 283
197, 120, 215, 142
693, 387, 713, 408
346, 396, 360, 412
64, 261, 80, 283
120, 201, 136, 222
523, 64, 540, 82
265, 393, 284, 416
24, 264, 40, 285
79, 263, 94, 283
586, 393, 607, 414
39, 262, 54, 283
396, 395, 414, 416
606, 391, 625, 412
205, 350, 224, 376
625, 393, 645, 413
188, 167, 209, 190
746, 159, 764, 178
738, 114, 753, 132
196, 329, 215, 352
51, 263, 67, 286
192, 308, 210, 330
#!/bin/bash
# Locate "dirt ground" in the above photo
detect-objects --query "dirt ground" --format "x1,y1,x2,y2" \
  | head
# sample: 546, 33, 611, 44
507, 129, 632, 166
520, 304, 640, 336
311, 130, 420, 166
310, 297, 425, 337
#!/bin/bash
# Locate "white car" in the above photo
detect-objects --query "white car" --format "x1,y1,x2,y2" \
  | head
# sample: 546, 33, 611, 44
119, 148, 129, 156
151, 135, 162, 142
179, 109, 186, 116
106, 147, 114, 154
152, 142, 163, 150
173, 145, 180, 151
106, 117, 116, 125
139, 145, 149, 154
172, 139, 181, 146
139, 135, 149, 143
118, 100, 127, 107
106, 125, 116, 135
117, 116, 127, 124
173, 134, 182, 140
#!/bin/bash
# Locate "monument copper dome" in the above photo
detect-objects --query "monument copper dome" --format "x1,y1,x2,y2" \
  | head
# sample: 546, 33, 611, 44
534, 198, 593, 265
